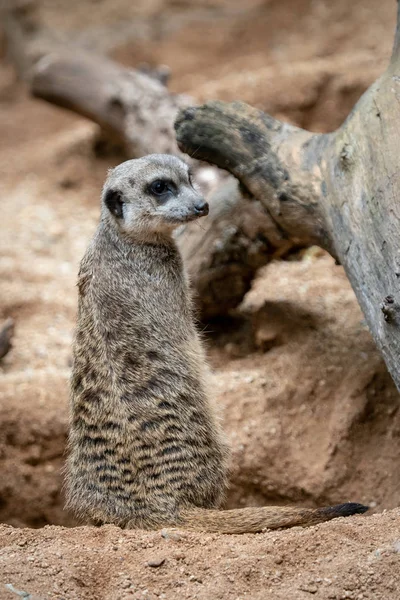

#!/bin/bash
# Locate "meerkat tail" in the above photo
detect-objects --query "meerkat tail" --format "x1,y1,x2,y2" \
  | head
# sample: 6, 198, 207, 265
180, 503, 369, 534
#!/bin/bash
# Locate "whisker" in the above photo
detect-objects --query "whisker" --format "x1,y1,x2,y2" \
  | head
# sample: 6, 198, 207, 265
190, 145, 202, 159
194, 220, 207, 232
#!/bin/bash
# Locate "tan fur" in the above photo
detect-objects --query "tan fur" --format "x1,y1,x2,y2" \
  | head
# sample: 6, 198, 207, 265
66, 154, 368, 533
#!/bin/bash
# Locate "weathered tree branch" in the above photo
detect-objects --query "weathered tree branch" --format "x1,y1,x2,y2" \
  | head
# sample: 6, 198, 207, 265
176, 102, 332, 253
31, 54, 295, 317
7, 0, 400, 397
32, 52, 186, 156
175, 9, 400, 390
4, 0, 400, 393
1, 0, 298, 319
175, 178, 292, 315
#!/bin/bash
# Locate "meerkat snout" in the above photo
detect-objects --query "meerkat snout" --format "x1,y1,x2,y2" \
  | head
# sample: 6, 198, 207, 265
193, 199, 209, 216
101, 154, 208, 240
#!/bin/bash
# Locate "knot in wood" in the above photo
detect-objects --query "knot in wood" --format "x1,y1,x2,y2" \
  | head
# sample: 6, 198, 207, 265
380, 295, 399, 323
339, 143, 354, 169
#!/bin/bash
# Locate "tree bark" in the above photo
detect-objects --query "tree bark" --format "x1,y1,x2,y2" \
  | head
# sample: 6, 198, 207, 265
1, 0, 298, 319
6, 2, 400, 393
30, 53, 296, 317
32, 51, 187, 156
175, 10, 400, 390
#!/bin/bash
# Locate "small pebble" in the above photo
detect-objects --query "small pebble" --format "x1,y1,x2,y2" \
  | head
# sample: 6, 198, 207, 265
298, 583, 318, 594
146, 557, 166, 568
161, 529, 181, 541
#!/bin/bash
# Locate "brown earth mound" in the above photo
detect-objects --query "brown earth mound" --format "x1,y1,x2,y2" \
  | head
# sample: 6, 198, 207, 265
0, 0, 399, 598
1, 510, 400, 600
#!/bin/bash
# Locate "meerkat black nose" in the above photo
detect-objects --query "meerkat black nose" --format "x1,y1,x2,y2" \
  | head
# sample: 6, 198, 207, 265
193, 201, 209, 216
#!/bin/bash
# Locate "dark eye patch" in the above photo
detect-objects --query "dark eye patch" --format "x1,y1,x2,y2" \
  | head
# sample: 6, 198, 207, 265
104, 188, 124, 219
147, 179, 177, 200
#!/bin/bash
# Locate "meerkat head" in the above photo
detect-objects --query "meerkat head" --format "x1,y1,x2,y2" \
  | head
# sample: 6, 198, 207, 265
101, 154, 209, 239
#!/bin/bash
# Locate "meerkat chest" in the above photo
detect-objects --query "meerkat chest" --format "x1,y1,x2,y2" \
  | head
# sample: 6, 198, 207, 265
81, 238, 197, 358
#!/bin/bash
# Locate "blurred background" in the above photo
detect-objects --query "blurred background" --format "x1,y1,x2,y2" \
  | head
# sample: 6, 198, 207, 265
0, 0, 399, 533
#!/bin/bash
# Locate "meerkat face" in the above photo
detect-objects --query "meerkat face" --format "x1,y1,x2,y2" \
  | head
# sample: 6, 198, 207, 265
101, 154, 209, 238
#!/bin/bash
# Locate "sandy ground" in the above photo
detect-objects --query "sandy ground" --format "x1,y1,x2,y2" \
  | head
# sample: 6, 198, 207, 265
1, 510, 400, 600
0, 0, 399, 598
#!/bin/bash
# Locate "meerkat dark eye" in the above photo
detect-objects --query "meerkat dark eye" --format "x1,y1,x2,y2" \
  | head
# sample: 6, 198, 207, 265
150, 180, 169, 196
104, 189, 124, 219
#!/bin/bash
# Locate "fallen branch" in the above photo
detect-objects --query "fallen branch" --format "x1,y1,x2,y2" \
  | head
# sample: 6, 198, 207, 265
3, 0, 400, 391
1, 0, 298, 318
175, 6, 400, 390
32, 51, 187, 156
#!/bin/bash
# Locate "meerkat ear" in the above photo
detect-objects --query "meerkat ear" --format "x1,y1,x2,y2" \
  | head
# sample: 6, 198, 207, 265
104, 188, 124, 219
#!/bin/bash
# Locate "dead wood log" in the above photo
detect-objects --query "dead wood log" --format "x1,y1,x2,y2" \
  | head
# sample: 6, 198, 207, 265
1, 1, 298, 319
31, 52, 293, 316
32, 51, 186, 155
175, 5, 400, 390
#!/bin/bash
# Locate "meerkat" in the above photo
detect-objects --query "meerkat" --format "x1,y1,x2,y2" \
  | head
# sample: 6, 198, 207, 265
66, 154, 368, 533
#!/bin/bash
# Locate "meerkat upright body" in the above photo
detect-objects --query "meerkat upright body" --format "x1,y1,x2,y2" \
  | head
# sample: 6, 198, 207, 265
67, 155, 228, 528
67, 154, 367, 533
